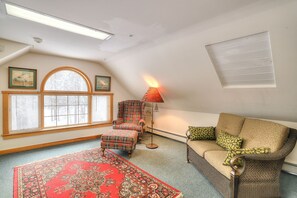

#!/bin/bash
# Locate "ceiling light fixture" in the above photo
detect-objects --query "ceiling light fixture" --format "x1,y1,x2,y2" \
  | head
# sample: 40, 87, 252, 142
5, 3, 112, 40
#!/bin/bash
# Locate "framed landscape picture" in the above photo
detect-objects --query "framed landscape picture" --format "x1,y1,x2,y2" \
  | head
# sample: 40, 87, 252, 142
9, 67, 37, 89
95, 75, 111, 91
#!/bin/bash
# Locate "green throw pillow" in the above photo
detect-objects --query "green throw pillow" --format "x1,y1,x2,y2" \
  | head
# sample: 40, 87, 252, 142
216, 130, 243, 150
223, 147, 271, 166
188, 126, 216, 141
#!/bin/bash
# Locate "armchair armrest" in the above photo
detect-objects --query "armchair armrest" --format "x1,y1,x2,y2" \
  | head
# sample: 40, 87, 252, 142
139, 119, 145, 127
113, 118, 124, 126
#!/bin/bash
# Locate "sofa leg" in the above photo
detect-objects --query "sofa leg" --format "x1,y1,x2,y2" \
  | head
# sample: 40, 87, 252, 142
230, 170, 239, 198
186, 146, 190, 163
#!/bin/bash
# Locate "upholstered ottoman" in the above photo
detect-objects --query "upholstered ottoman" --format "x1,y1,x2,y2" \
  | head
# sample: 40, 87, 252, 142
101, 129, 138, 157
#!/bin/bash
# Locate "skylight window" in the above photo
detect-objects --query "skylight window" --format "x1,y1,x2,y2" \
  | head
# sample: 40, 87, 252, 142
5, 3, 112, 40
206, 32, 275, 88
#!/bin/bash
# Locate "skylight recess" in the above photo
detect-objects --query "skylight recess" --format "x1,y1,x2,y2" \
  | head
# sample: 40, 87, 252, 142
5, 3, 112, 40
206, 32, 275, 88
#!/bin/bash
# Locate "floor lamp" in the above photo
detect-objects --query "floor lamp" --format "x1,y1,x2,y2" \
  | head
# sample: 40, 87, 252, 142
142, 87, 164, 149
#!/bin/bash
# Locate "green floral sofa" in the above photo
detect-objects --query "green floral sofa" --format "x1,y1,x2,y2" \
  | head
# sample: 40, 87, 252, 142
186, 113, 297, 198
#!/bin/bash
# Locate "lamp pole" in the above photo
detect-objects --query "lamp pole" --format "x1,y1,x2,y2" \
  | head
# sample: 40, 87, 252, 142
147, 102, 158, 149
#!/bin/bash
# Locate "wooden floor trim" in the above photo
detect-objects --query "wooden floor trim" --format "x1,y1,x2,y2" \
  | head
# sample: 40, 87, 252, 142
0, 135, 101, 155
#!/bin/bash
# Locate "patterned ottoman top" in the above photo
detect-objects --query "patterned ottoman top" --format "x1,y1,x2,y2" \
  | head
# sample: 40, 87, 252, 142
101, 130, 138, 143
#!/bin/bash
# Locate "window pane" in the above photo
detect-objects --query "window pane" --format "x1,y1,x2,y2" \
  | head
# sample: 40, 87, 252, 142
43, 95, 90, 128
79, 96, 88, 105
57, 116, 68, 126
44, 70, 88, 91
44, 116, 56, 127
68, 115, 78, 125
92, 95, 110, 122
11, 95, 39, 131
68, 106, 78, 115
57, 96, 67, 105
58, 106, 67, 116
79, 105, 88, 114
44, 106, 56, 117
79, 114, 88, 124
68, 96, 78, 105
44, 96, 56, 106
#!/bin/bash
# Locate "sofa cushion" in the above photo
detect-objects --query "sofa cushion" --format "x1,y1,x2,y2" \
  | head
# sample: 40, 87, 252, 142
239, 118, 289, 152
188, 126, 216, 140
216, 113, 245, 136
223, 147, 271, 166
216, 131, 243, 150
204, 150, 232, 179
187, 140, 224, 157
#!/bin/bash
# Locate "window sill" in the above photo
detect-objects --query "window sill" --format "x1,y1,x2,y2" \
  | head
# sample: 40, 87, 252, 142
2, 122, 112, 139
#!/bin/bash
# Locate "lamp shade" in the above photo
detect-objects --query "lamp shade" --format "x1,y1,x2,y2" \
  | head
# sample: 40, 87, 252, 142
142, 87, 164, 103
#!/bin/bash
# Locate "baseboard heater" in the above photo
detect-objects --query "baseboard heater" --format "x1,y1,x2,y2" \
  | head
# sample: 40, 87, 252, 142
146, 126, 186, 141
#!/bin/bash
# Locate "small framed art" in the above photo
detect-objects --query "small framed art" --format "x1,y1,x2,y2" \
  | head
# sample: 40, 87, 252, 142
95, 75, 111, 91
9, 67, 37, 89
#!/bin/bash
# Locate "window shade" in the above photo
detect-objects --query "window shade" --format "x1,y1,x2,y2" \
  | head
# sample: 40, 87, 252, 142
206, 32, 275, 88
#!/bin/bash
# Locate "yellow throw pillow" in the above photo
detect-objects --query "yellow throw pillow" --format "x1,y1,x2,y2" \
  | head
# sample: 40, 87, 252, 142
188, 126, 216, 141
216, 130, 243, 150
223, 147, 271, 166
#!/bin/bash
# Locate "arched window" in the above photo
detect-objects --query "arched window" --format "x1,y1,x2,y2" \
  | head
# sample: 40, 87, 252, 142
41, 67, 92, 128
44, 70, 88, 91
3, 66, 113, 138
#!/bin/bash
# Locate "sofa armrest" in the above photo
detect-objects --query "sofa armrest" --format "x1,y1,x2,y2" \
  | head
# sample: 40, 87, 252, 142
230, 129, 297, 176
186, 130, 191, 143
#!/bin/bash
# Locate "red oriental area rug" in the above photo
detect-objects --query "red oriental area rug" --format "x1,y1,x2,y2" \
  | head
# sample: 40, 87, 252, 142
14, 148, 183, 198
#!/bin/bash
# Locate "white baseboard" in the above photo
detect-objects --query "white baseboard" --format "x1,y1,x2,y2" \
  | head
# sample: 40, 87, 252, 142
282, 162, 297, 175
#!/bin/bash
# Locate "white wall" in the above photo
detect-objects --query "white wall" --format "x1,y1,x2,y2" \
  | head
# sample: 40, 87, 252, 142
0, 52, 134, 151
152, 109, 297, 165
106, 0, 297, 122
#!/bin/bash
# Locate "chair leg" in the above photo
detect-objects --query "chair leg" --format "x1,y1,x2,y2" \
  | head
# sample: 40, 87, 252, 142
101, 148, 105, 157
128, 150, 133, 158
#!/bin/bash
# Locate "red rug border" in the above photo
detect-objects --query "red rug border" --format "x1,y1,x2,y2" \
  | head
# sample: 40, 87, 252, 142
13, 147, 183, 197
13, 167, 19, 198
107, 149, 182, 194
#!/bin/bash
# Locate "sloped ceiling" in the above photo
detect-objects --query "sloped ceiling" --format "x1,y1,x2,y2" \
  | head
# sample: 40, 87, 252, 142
0, 0, 261, 61
0, 0, 296, 122
0, 39, 31, 65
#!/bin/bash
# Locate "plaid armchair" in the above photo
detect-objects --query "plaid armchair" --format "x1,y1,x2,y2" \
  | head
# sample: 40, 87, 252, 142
113, 100, 146, 139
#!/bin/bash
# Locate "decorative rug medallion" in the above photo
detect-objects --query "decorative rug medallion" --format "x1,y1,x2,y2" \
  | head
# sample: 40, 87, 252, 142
14, 148, 183, 198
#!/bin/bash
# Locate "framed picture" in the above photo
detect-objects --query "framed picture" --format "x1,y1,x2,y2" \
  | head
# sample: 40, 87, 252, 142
9, 67, 37, 89
95, 75, 111, 91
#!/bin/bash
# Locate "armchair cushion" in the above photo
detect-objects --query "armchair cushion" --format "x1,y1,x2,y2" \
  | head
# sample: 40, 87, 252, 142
223, 147, 271, 166
188, 126, 216, 140
113, 123, 142, 132
216, 130, 243, 150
